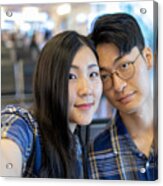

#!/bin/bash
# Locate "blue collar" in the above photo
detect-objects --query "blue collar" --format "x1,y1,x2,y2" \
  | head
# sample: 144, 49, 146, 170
114, 112, 128, 136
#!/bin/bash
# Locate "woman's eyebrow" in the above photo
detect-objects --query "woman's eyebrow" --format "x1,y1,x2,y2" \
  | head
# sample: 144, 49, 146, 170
70, 64, 99, 69
70, 65, 79, 70
88, 64, 99, 69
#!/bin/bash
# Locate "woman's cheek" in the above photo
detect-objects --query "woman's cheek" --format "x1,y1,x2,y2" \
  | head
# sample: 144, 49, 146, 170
95, 79, 103, 96
68, 83, 75, 112
93, 79, 103, 108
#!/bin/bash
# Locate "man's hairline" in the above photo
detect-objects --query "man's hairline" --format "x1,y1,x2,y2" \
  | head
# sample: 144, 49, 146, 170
95, 42, 145, 61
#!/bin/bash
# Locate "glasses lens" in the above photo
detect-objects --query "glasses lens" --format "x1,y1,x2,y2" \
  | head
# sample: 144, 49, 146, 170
102, 62, 135, 90
118, 63, 135, 80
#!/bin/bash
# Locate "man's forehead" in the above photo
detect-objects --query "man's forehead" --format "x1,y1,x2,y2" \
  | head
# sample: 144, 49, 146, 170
96, 43, 119, 53
97, 45, 140, 70
97, 44, 139, 60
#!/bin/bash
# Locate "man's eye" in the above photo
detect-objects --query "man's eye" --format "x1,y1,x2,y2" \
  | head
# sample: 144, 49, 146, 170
101, 74, 111, 80
69, 74, 77, 80
120, 63, 130, 70
90, 72, 99, 78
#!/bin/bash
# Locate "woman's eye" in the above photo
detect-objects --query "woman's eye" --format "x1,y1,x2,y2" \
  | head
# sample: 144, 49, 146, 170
90, 72, 99, 78
69, 74, 77, 80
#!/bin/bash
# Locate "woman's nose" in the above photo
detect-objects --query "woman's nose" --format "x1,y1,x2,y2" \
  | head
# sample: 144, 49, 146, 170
112, 73, 127, 92
78, 78, 92, 96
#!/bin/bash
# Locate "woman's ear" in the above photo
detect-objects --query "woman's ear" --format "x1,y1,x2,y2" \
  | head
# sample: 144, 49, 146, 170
142, 47, 153, 70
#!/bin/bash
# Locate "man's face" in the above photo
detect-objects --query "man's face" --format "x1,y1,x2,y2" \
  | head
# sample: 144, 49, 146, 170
97, 43, 153, 114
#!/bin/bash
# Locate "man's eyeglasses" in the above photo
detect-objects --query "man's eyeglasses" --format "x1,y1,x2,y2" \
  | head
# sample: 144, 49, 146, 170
100, 53, 141, 90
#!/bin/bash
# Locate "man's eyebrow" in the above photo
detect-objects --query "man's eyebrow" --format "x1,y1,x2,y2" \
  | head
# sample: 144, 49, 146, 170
114, 55, 124, 64
100, 67, 110, 72
99, 55, 128, 72
99, 56, 122, 72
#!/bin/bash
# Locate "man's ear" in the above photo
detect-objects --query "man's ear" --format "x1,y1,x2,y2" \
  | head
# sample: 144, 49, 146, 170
142, 47, 153, 70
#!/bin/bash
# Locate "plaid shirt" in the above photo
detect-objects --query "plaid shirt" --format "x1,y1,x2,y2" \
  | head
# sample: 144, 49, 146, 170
1, 105, 42, 177
88, 112, 158, 180
1, 105, 83, 178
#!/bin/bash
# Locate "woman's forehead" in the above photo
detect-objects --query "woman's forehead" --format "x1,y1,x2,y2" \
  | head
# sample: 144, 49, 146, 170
71, 46, 98, 67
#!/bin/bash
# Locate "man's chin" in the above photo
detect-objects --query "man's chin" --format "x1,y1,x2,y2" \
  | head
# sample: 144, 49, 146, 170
119, 106, 138, 115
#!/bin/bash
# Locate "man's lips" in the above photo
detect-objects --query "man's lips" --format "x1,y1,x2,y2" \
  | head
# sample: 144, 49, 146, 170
117, 92, 136, 104
75, 103, 94, 110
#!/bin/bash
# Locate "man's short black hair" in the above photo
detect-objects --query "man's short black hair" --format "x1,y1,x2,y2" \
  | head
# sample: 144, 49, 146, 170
89, 13, 145, 56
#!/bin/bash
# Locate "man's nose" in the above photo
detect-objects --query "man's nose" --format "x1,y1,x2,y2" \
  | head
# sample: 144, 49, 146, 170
78, 78, 92, 96
112, 73, 127, 92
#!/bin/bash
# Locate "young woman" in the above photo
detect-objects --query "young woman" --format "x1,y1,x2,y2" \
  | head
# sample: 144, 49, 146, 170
0, 31, 102, 178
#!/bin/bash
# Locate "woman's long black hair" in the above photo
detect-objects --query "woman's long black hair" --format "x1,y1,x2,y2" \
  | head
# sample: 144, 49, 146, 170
32, 31, 98, 178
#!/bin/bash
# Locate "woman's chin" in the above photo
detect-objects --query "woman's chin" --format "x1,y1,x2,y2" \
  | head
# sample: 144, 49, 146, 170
77, 118, 92, 126
69, 114, 94, 126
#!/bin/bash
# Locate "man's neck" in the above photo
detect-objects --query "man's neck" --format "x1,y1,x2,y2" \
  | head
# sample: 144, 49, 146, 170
119, 97, 154, 157
119, 97, 153, 135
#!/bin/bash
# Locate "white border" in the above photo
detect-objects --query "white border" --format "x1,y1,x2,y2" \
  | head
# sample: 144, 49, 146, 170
0, 0, 162, 186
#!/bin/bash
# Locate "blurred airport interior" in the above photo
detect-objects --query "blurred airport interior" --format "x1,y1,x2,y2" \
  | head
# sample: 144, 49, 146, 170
1, 1, 154, 140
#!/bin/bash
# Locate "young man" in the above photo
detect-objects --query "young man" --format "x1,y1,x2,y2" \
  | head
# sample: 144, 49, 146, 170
88, 13, 158, 180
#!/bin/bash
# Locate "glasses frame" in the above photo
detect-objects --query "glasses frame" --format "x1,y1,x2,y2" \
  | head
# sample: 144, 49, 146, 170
101, 53, 142, 90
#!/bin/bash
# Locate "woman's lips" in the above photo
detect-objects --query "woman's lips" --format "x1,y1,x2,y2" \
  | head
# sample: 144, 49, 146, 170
75, 103, 94, 110
117, 92, 136, 104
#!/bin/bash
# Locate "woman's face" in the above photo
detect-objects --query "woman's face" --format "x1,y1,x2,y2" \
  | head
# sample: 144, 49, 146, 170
68, 46, 102, 126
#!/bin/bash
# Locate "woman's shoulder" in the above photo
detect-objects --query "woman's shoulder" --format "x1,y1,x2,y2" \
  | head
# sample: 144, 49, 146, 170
1, 104, 40, 142
1, 104, 38, 131
2, 104, 33, 118
1, 104, 41, 177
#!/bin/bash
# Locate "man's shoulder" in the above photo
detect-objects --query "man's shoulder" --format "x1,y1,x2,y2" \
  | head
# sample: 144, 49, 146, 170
91, 125, 113, 152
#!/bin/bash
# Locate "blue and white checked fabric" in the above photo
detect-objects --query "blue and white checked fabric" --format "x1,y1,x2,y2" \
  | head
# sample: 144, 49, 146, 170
1, 105, 84, 178
88, 112, 158, 180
